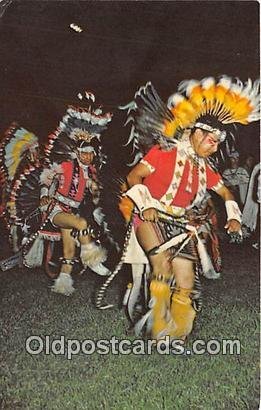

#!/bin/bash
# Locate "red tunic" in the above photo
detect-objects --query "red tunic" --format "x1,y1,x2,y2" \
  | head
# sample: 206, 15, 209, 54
57, 161, 86, 203
141, 146, 222, 208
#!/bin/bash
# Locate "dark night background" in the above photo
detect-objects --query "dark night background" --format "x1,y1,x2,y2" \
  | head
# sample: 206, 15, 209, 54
0, 0, 260, 166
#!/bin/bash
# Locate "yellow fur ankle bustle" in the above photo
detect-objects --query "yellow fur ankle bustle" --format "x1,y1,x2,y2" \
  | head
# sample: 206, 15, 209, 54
149, 279, 171, 339
167, 287, 196, 339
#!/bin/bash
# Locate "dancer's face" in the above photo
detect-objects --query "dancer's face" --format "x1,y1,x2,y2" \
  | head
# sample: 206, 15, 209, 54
191, 128, 220, 158
79, 151, 95, 165
230, 157, 239, 168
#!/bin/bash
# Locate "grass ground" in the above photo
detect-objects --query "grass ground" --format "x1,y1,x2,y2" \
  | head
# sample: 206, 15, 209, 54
0, 241, 259, 410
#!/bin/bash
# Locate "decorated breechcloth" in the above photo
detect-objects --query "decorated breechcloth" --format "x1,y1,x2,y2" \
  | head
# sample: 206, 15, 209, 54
132, 213, 198, 261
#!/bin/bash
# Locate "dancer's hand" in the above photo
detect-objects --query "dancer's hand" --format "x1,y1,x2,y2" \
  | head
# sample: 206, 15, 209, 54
224, 219, 241, 233
142, 208, 158, 222
40, 196, 50, 207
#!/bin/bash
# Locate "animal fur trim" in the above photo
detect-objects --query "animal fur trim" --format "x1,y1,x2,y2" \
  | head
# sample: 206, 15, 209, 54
80, 243, 107, 268
51, 272, 75, 296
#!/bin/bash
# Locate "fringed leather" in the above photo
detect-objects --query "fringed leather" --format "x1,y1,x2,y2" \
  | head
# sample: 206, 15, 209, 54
196, 234, 220, 279
23, 236, 44, 268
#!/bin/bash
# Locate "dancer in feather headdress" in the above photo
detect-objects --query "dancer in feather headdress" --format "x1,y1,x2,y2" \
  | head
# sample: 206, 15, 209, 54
38, 93, 113, 295
7, 93, 113, 294
103, 76, 260, 342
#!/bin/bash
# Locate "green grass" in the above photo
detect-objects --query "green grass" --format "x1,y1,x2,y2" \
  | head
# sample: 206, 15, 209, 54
0, 242, 259, 409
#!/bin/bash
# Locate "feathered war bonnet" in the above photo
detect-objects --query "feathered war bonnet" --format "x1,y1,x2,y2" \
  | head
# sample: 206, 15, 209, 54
122, 76, 260, 165
0, 123, 39, 183
44, 92, 113, 167
166, 76, 260, 159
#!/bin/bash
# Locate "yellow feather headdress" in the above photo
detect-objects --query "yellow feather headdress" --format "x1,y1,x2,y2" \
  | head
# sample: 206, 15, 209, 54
121, 76, 260, 165
165, 76, 260, 140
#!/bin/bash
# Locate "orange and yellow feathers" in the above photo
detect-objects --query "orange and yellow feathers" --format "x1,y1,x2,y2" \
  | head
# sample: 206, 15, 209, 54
164, 76, 260, 138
